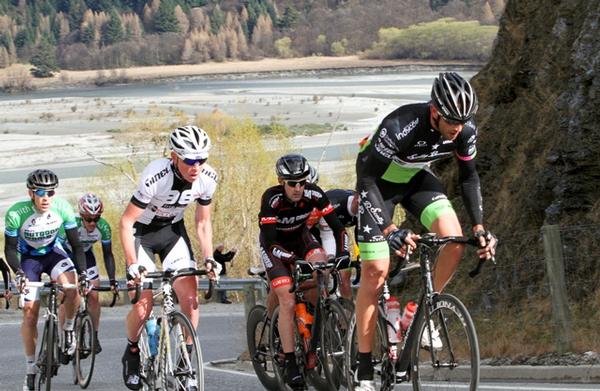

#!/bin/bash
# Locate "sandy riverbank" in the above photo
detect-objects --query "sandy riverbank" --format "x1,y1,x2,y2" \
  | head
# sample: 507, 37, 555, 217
0, 55, 481, 89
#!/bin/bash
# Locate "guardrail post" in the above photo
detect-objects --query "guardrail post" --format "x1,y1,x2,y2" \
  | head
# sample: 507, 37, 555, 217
541, 224, 573, 353
244, 284, 256, 319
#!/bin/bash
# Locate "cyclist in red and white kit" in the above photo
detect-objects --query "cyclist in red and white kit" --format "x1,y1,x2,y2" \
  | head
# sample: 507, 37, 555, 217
258, 154, 350, 389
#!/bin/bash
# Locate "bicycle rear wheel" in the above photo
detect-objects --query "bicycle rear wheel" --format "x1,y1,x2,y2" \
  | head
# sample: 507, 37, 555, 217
246, 304, 279, 390
74, 312, 96, 388
319, 298, 349, 390
36, 318, 57, 391
159, 311, 204, 391
411, 293, 479, 391
345, 311, 392, 391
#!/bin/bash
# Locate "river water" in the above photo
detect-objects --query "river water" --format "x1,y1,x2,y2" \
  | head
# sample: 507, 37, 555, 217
0, 68, 476, 219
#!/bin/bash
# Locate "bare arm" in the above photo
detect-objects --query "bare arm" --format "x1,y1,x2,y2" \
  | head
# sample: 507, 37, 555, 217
119, 202, 146, 268
195, 203, 213, 260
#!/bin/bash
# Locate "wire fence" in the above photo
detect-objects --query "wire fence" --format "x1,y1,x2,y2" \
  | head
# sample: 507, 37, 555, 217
392, 224, 600, 357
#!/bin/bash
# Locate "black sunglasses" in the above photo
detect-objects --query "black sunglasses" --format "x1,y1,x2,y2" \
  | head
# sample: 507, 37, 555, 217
83, 216, 101, 223
285, 179, 308, 187
441, 115, 467, 126
182, 157, 208, 166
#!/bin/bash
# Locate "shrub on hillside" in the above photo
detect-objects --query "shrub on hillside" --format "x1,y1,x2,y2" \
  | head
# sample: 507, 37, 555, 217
364, 18, 498, 61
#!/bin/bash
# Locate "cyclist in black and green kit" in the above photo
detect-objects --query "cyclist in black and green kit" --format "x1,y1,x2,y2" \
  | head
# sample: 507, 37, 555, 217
62, 192, 117, 354
3, 169, 88, 391
352, 72, 497, 390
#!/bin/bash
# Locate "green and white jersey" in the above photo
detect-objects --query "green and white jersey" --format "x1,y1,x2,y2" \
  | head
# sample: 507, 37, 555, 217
65, 216, 112, 253
4, 197, 78, 256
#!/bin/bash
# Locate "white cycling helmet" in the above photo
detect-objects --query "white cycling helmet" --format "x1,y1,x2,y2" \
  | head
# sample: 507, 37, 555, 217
79, 192, 104, 216
169, 125, 211, 160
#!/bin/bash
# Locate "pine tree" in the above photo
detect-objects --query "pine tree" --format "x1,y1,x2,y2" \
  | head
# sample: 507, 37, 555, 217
278, 5, 299, 29
30, 37, 59, 78
154, 0, 180, 33
210, 5, 224, 34
81, 23, 95, 45
102, 8, 124, 45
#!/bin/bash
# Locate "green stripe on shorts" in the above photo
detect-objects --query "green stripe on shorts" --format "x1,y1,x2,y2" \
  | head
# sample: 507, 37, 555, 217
420, 199, 455, 230
381, 163, 421, 184
358, 241, 389, 261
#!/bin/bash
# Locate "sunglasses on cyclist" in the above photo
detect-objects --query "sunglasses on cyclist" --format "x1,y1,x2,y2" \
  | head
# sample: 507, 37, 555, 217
33, 189, 56, 197
285, 179, 308, 187
83, 216, 101, 223
441, 115, 467, 126
182, 157, 208, 166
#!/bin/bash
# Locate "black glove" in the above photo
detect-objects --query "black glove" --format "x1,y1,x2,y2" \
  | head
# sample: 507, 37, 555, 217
386, 229, 413, 253
109, 279, 119, 292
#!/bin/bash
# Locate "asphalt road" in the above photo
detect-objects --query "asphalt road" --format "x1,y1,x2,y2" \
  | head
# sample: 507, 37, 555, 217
0, 303, 598, 390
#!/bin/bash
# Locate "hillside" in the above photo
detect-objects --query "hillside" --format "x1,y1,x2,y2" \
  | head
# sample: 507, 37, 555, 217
0, 0, 504, 72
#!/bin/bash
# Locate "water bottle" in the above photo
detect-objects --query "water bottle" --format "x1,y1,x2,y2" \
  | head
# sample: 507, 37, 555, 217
384, 296, 401, 343
400, 301, 418, 332
295, 301, 313, 348
146, 317, 158, 356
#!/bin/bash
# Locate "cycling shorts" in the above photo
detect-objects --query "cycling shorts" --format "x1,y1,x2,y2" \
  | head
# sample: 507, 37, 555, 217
21, 246, 76, 302
133, 220, 196, 272
357, 169, 456, 260
259, 229, 322, 289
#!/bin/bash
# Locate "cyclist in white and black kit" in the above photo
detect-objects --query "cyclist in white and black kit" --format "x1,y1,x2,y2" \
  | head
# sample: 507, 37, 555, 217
352, 72, 497, 390
119, 126, 220, 391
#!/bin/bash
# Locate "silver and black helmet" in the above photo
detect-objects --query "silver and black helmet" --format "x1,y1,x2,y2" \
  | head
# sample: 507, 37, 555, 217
275, 154, 310, 180
26, 169, 58, 190
431, 72, 478, 123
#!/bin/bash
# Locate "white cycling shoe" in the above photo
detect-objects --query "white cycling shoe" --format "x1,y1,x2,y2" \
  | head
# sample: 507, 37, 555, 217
420, 320, 443, 351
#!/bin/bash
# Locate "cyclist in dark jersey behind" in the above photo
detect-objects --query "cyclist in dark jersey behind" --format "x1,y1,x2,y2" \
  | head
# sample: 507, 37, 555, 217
62, 192, 117, 354
307, 186, 358, 301
3, 169, 87, 391
119, 125, 220, 391
352, 72, 497, 390
258, 154, 350, 390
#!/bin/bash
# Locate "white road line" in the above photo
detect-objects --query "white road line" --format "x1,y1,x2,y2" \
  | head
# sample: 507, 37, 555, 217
203, 364, 258, 378
395, 384, 594, 391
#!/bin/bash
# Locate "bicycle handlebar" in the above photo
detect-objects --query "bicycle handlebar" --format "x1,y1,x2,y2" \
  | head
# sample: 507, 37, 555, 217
130, 267, 215, 304
407, 234, 495, 278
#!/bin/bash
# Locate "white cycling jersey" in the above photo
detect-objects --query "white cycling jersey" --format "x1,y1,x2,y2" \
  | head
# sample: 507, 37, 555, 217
131, 158, 217, 227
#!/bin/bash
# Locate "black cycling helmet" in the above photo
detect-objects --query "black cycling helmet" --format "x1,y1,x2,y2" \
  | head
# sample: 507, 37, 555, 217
275, 154, 310, 180
431, 72, 478, 123
26, 169, 59, 190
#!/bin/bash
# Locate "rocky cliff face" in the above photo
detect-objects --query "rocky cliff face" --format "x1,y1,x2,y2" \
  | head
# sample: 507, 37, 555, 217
469, 0, 600, 232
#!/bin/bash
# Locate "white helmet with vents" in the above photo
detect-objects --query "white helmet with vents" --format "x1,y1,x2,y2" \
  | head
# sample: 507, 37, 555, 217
169, 125, 211, 159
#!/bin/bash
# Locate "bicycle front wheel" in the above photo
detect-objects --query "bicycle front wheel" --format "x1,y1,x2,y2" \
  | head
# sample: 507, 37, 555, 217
246, 304, 279, 390
36, 318, 57, 391
159, 311, 204, 391
74, 312, 96, 388
319, 298, 350, 390
411, 293, 479, 391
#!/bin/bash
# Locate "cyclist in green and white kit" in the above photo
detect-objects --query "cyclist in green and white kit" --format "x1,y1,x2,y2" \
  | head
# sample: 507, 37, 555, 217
62, 192, 117, 354
3, 169, 87, 391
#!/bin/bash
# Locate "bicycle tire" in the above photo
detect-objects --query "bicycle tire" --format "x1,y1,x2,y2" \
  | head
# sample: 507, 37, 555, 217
74, 312, 96, 388
159, 311, 204, 391
36, 318, 56, 391
345, 311, 392, 391
246, 304, 279, 390
138, 325, 156, 391
411, 293, 479, 391
319, 298, 349, 390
